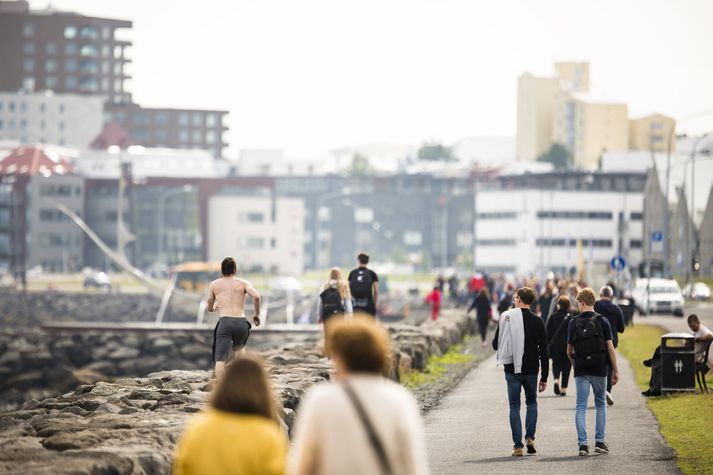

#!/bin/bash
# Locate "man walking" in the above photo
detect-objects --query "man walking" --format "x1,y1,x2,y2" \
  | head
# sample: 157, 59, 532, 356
567, 288, 619, 456
206, 257, 261, 379
594, 285, 625, 405
348, 253, 379, 317
492, 287, 549, 456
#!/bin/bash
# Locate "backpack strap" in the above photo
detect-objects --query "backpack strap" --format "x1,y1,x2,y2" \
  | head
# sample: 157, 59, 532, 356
342, 382, 393, 475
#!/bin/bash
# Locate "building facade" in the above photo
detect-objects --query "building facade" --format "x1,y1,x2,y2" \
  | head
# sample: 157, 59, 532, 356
0, 0, 132, 104
104, 103, 229, 159
629, 113, 676, 154
474, 171, 645, 281
0, 91, 103, 147
516, 73, 559, 161
699, 186, 713, 277
669, 187, 694, 278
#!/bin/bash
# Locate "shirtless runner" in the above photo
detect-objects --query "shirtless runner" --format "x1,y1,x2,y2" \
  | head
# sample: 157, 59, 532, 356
207, 257, 261, 378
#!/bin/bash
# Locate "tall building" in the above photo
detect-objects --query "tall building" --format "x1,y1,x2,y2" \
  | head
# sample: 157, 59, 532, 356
553, 94, 629, 169
0, 0, 132, 104
554, 62, 589, 92
0, 91, 103, 147
515, 73, 559, 161
104, 103, 229, 159
629, 113, 676, 154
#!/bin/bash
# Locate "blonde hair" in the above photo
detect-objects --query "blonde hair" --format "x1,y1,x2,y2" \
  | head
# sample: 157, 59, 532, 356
325, 315, 392, 376
576, 288, 596, 307
326, 267, 351, 300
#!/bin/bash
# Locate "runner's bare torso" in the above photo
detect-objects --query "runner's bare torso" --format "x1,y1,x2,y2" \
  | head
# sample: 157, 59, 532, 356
207, 276, 261, 325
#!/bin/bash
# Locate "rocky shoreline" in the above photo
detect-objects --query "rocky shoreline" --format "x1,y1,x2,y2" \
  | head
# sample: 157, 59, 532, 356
0, 311, 475, 474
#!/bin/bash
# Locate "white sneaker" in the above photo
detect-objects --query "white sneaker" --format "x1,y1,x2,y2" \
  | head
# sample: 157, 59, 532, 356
606, 391, 614, 406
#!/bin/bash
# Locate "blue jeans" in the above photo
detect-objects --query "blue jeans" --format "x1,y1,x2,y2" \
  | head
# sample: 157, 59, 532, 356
575, 375, 607, 446
504, 372, 538, 448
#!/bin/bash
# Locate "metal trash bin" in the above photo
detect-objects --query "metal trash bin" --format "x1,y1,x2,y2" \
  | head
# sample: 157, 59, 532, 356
661, 332, 696, 393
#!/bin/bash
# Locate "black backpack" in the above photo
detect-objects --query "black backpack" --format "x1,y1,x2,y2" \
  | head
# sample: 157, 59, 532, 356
320, 287, 344, 319
349, 269, 374, 301
572, 315, 607, 370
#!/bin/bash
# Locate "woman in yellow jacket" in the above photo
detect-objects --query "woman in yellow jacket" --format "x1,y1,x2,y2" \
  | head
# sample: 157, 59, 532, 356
173, 355, 287, 475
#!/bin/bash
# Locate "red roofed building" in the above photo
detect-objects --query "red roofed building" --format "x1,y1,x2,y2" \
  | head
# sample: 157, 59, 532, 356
89, 122, 135, 151
0, 146, 75, 176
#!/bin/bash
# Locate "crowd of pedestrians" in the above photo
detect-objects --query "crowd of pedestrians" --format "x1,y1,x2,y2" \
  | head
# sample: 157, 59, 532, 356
182, 256, 653, 473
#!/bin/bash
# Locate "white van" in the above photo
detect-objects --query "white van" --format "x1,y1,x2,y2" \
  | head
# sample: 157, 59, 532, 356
632, 278, 684, 316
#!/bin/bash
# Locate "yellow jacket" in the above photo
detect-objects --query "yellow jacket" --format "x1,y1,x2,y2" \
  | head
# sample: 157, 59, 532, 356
173, 409, 287, 475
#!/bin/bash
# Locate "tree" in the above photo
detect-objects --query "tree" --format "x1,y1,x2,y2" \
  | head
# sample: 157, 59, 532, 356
536, 143, 573, 169
346, 153, 373, 177
417, 142, 455, 161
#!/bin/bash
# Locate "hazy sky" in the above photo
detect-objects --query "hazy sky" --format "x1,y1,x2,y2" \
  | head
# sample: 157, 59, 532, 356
29, 0, 713, 157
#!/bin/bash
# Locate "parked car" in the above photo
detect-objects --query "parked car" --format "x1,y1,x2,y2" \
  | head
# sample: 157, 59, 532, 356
83, 271, 111, 290
632, 278, 684, 316
682, 282, 711, 301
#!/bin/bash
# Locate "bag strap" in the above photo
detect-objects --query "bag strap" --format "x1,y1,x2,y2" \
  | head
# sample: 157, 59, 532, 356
343, 382, 393, 475
548, 315, 569, 347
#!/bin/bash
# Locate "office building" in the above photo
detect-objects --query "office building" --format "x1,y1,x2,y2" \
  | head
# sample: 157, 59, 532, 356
0, 91, 103, 147
515, 72, 559, 161
0, 0, 132, 104
629, 113, 676, 153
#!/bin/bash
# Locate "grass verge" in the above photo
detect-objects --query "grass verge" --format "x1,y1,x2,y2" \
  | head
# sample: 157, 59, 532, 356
618, 324, 713, 474
401, 337, 474, 389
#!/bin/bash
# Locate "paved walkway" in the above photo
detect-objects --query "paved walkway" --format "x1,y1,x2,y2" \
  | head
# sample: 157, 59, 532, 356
425, 352, 680, 474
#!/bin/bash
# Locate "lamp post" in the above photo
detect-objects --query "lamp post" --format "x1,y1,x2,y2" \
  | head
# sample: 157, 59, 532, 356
157, 185, 195, 267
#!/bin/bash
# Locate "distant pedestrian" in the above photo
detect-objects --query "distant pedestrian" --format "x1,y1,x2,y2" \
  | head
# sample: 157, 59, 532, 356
348, 253, 379, 317
436, 274, 445, 293
497, 283, 515, 315
567, 288, 619, 456
546, 295, 573, 396
425, 286, 442, 321
492, 287, 549, 456
594, 285, 625, 406
318, 267, 353, 327
290, 317, 429, 475
468, 288, 493, 347
537, 280, 555, 323
206, 257, 261, 379
173, 355, 286, 475
447, 274, 459, 304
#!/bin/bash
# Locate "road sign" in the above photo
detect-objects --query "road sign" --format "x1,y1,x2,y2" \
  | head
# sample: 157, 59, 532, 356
651, 230, 664, 253
611, 255, 626, 271
652, 231, 663, 242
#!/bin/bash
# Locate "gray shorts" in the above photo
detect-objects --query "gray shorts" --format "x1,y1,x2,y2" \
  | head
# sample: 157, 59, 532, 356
212, 317, 251, 362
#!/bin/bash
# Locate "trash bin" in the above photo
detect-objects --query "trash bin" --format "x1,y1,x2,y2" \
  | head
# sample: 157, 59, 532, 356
661, 332, 696, 393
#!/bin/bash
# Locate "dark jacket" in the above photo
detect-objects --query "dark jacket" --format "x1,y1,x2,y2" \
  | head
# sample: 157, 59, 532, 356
492, 308, 550, 381
593, 299, 625, 347
545, 309, 571, 358
468, 294, 491, 322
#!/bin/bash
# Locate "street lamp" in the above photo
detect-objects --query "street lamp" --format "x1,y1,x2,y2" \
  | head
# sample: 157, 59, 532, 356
157, 184, 195, 268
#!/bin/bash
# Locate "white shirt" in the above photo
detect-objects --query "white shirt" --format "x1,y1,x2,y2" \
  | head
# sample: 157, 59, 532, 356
290, 375, 429, 475
693, 325, 713, 362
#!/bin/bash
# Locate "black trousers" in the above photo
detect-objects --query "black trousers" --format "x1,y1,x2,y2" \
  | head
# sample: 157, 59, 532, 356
552, 354, 572, 389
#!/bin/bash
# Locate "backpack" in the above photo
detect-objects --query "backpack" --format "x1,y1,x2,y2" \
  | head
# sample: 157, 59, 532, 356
349, 269, 374, 302
320, 287, 344, 319
571, 315, 607, 370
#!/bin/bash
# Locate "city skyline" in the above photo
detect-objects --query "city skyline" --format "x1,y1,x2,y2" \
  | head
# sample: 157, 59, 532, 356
24, 0, 713, 157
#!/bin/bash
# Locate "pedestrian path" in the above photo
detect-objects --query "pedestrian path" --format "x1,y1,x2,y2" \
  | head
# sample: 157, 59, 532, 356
424, 352, 680, 474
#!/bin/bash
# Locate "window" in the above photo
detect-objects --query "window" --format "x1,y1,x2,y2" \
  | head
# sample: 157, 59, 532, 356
206, 130, 215, 144
476, 211, 517, 219
113, 63, 122, 75
630, 211, 643, 221
238, 212, 264, 223
102, 44, 110, 58
40, 119, 45, 130
64, 76, 77, 89
65, 43, 77, 55
271, 238, 277, 249
179, 113, 189, 126
355, 207, 374, 223
102, 61, 110, 74
45, 76, 58, 89
206, 114, 217, 127
155, 129, 167, 141
114, 45, 123, 59
79, 26, 98, 39
78, 77, 98, 92
192, 130, 202, 142
80, 44, 97, 57
59, 121, 65, 131
45, 59, 57, 72
23, 24, 34, 37
64, 26, 77, 38
630, 239, 642, 249
404, 231, 422, 246
19, 102, 27, 113
23, 59, 34, 72
79, 60, 98, 73
192, 113, 203, 126
476, 239, 517, 246
58, 103, 65, 113
536, 210, 612, 220
0, 119, 3, 129
156, 112, 168, 125
101, 78, 109, 91
179, 130, 189, 142
19, 119, 26, 129
23, 42, 34, 54
102, 26, 111, 40
113, 78, 122, 92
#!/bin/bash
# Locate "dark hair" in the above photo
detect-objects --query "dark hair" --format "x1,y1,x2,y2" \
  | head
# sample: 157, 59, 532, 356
557, 295, 571, 311
687, 314, 700, 324
221, 257, 237, 276
478, 288, 491, 300
325, 314, 392, 376
357, 253, 369, 265
211, 355, 278, 422
516, 287, 536, 305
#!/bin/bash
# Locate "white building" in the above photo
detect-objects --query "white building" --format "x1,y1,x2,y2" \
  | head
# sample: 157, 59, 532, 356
207, 195, 305, 275
475, 172, 645, 283
0, 91, 103, 148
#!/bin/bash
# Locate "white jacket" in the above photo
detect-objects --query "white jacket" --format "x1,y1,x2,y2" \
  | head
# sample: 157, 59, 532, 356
496, 307, 526, 374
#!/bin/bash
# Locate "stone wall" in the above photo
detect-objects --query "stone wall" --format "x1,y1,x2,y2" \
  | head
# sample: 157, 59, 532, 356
0, 311, 475, 475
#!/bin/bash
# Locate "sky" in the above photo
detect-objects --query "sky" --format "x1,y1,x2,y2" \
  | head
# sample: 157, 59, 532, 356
29, 0, 713, 157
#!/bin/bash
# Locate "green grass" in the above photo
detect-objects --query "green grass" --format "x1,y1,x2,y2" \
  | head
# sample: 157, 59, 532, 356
401, 338, 474, 389
619, 324, 713, 474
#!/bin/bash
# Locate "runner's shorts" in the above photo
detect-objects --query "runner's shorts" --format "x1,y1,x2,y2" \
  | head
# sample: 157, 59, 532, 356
212, 317, 251, 362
